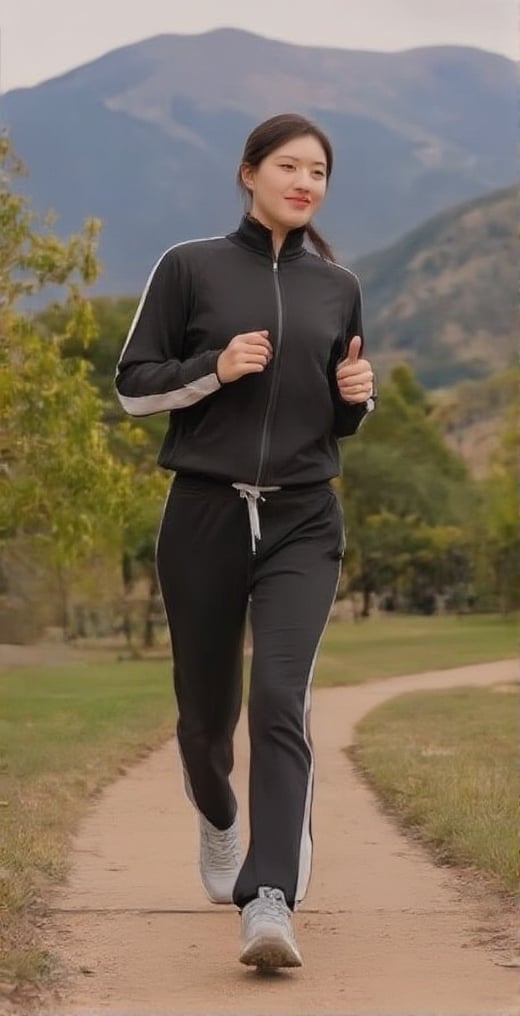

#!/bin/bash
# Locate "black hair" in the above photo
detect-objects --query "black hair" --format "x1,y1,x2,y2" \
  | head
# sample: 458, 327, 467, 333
237, 113, 335, 261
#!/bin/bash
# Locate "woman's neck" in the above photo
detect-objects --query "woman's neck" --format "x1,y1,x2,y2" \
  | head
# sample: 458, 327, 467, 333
248, 210, 287, 258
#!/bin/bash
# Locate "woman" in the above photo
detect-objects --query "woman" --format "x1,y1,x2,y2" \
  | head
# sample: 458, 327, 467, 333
115, 113, 376, 970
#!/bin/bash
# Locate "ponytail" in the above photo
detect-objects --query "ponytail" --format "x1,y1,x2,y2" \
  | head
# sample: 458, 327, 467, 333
305, 222, 335, 262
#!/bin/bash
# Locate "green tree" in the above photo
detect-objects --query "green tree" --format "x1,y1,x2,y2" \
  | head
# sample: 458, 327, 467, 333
117, 440, 169, 653
478, 403, 519, 612
341, 365, 474, 615
0, 134, 129, 633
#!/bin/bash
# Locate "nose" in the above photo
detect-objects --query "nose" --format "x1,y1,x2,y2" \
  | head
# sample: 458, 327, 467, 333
294, 169, 312, 191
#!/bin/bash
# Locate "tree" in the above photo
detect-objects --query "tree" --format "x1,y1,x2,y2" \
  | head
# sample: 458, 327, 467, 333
341, 365, 475, 615
37, 294, 171, 648
478, 403, 519, 612
0, 133, 130, 634
116, 440, 169, 653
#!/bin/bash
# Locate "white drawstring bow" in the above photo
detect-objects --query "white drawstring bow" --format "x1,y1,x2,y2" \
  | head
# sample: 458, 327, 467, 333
232, 483, 281, 553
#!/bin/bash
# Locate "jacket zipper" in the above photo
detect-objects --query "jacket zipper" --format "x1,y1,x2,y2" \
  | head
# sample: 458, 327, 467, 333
255, 256, 283, 486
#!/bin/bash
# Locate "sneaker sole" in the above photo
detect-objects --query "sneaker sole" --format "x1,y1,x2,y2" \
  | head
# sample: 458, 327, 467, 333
200, 874, 237, 905
205, 888, 234, 905
240, 933, 303, 969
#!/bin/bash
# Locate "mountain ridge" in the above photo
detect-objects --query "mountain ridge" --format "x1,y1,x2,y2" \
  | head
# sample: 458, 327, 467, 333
355, 184, 515, 387
2, 29, 515, 293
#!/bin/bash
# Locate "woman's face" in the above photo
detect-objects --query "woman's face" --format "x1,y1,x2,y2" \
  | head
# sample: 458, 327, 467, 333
242, 134, 328, 234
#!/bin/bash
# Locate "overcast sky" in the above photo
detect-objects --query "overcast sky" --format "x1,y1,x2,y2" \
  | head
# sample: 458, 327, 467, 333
1, 0, 516, 93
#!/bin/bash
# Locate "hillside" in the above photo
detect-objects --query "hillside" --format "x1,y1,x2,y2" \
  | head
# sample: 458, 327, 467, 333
1, 28, 516, 295
355, 186, 516, 388
431, 369, 516, 476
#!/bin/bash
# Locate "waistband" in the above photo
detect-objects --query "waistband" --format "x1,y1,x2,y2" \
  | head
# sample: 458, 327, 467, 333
174, 470, 331, 494
174, 471, 333, 554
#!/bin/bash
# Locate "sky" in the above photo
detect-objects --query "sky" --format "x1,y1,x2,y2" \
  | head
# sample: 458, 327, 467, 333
1, 0, 516, 93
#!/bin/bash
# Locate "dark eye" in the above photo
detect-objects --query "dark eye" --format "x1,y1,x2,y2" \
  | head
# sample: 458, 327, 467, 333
280, 163, 295, 170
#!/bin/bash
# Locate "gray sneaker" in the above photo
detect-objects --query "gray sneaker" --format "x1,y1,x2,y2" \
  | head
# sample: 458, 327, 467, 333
199, 813, 241, 904
239, 886, 303, 968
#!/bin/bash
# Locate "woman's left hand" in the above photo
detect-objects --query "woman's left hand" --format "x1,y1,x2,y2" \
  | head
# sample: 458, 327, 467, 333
336, 335, 374, 404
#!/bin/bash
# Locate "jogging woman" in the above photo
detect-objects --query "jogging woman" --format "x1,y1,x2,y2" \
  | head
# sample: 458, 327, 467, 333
115, 112, 376, 970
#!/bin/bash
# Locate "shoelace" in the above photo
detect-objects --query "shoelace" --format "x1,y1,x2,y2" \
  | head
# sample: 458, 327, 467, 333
202, 822, 239, 871
250, 887, 290, 927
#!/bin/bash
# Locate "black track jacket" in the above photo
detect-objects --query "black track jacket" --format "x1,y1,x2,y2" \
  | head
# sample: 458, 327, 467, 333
115, 215, 375, 487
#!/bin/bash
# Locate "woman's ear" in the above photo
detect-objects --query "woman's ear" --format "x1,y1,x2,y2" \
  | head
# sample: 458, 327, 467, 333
240, 163, 255, 193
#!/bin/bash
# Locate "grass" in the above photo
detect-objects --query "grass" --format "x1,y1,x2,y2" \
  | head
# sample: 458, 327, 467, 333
315, 612, 518, 686
0, 612, 516, 989
351, 683, 518, 892
0, 662, 175, 988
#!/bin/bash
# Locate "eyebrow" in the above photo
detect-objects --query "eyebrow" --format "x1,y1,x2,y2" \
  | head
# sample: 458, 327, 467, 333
275, 154, 327, 168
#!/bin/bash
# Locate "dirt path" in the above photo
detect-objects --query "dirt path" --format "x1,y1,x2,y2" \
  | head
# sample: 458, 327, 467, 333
44, 660, 518, 1016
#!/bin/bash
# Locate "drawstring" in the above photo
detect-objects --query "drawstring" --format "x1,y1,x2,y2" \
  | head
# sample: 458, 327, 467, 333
232, 483, 281, 553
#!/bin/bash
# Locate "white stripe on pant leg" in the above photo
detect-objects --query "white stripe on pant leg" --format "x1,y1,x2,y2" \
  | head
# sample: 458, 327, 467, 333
295, 561, 342, 905
177, 740, 198, 810
154, 475, 175, 652
154, 478, 197, 809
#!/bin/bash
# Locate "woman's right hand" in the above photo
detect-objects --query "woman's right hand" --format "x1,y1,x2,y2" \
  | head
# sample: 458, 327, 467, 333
217, 331, 272, 383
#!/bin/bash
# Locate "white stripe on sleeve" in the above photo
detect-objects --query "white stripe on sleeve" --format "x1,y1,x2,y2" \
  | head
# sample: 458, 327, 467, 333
116, 373, 221, 416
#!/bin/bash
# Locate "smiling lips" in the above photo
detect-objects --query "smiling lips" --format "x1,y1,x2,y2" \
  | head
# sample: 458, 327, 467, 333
286, 196, 311, 207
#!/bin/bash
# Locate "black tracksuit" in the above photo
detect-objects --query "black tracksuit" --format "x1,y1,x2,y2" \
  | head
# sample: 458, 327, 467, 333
115, 215, 375, 909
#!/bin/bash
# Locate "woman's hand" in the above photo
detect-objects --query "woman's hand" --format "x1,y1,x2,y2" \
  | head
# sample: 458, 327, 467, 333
336, 335, 374, 404
217, 331, 272, 383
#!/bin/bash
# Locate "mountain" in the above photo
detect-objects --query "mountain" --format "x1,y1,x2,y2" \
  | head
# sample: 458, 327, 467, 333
1, 29, 516, 295
354, 185, 516, 388
431, 370, 516, 475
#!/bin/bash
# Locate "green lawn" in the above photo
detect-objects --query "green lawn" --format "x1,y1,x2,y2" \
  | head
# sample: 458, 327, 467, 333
351, 683, 518, 891
0, 612, 516, 988
315, 612, 517, 686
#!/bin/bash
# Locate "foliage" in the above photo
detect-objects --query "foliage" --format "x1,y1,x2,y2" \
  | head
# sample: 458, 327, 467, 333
341, 365, 469, 613
478, 404, 519, 612
0, 134, 130, 625
341, 363, 516, 615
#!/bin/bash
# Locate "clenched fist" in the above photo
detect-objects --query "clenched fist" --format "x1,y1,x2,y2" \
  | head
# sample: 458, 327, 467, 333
336, 335, 374, 404
217, 331, 273, 383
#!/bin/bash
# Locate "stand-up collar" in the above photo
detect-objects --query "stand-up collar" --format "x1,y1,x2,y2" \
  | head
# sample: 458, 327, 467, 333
228, 214, 306, 261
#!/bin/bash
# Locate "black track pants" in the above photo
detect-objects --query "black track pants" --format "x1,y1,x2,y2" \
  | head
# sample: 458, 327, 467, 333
156, 473, 345, 910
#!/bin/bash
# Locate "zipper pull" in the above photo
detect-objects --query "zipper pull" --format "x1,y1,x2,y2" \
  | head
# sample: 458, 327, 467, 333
273, 258, 278, 272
